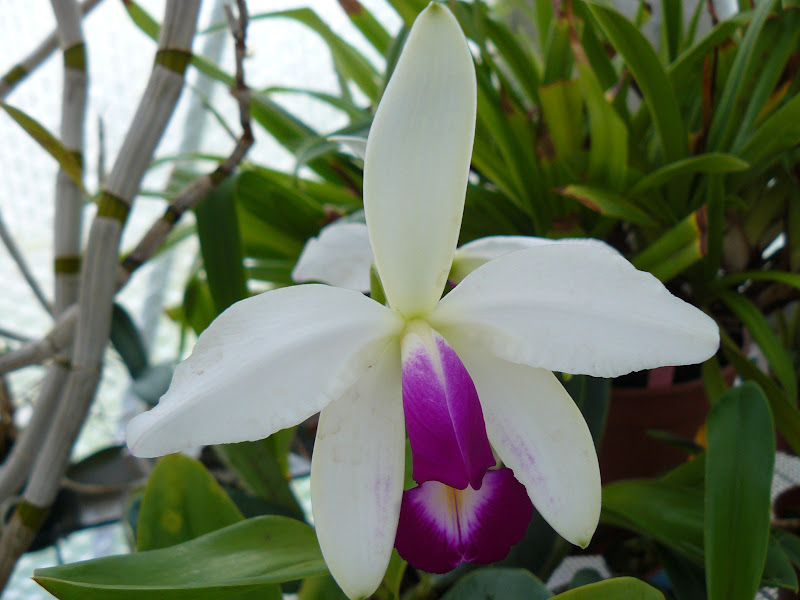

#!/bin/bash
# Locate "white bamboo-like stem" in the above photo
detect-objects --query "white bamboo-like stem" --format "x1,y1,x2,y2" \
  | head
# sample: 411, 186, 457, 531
0, 0, 90, 505
0, 307, 76, 376
0, 0, 103, 100
51, 0, 88, 316
0, 1, 201, 589
0, 210, 53, 316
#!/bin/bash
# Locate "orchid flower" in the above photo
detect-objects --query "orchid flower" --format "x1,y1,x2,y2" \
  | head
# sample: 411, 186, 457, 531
126, 4, 719, 599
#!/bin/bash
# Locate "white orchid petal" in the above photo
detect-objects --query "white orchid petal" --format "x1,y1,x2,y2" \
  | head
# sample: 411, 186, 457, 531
364, 3, 476, 317
453, 344, 600, 547
292, 222, 373, 291
126, 285, 402, 457
451, 236, 621, 283
329, 135, 367, 160
431, 244, 719, 377
312, 344, 405, 600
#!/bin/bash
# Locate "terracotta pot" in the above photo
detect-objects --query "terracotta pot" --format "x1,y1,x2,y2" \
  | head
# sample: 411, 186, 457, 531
598, 365, 735, 483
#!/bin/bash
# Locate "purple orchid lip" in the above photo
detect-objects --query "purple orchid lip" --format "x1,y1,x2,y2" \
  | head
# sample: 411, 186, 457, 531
401, 323, 495, 490
394, 467, 533, 573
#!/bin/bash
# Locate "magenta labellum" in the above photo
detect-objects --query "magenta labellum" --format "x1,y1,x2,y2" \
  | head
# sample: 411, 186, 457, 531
400, 321, 495, 490
394, 467, 533, 573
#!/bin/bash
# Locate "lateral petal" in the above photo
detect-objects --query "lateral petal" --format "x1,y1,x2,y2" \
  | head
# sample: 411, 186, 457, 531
363, 3, 476, 317
431, 243, 719, 377
311, 344, 405, 600
401, 322, 495, 490
127, 285, 402, 457
291, 221, 373, 291
394, 468, 533, 573
450, 344, 600, 547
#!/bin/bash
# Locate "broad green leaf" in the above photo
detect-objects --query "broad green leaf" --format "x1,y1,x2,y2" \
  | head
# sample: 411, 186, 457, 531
705, 383, 775, 600
629, 154, 748, 197
632, 209, 706, 281
34, 517, 324, 600
385, 0, 427, 27
568, 569, 604, 589
576, 63, 628, 190
706, 0, 776, 151
720, 330, 800, 457
602, 480, 704, 562
236, 169, 326, 260
719, 292, 798, 403
587, 2, 687, 164
539, 80, 584, 159
440, 568, 552, 599
137, 454, 243, 551
110, 303, 148, 379
195, 176, 248, 314
660, 453, 706, 489
558, 184, 659, 227
298, 575, 348, 600
214, 438, 304, 521
551, 577, 665, 599
0, 101, 84, 192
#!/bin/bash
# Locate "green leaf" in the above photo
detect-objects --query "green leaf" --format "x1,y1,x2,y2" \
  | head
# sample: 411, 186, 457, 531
719, 330, 800, 456
561, 375, 610, 450
719, 291, 798, 403
632, 209, 706, 281
655, 544, 707, 600
261, 86, 370, 122
214, 437, 304, 521
440, 568, 552, 599
587, 2, 687, 164
602, 480, 704, 562
735, 91, 800, 175
236, 169, 326, 260
706, 0, 777, 151
705, 382, 775, 600
773, 530, 800, 570
297, 575, 348, 600
110, 303, 148, 379
668, 18, 746, 90
195, 175, 248, 314
0, 101, 84, 192
719, 270, 800, 292
629, 154, 749, 197
539, 80, 584, 159
34, 516, 324, 600
337, 0, 391, 55
763, 536, 799, 590
577, 63, 628, 191
136, 454, 244, 551
182, 275, 216, 335
122, 0, 160, 39
661, 0, 682, 61
130, 362, 174, 407
249, 9, 380, 102
551, 577, 665, 599
558, 184, 659, 227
